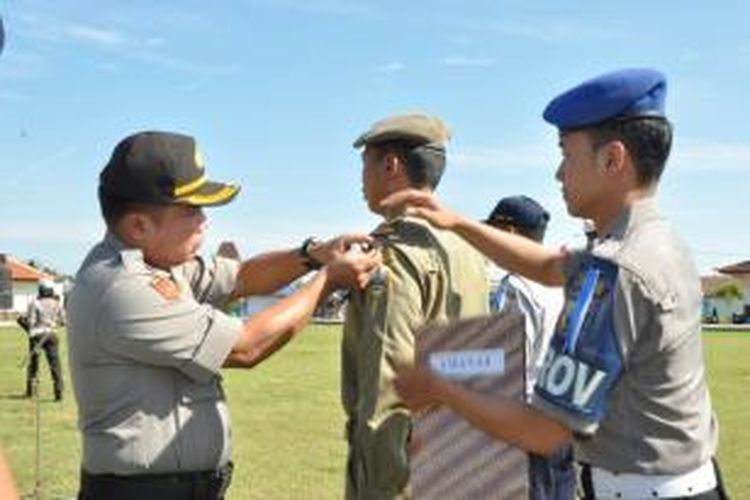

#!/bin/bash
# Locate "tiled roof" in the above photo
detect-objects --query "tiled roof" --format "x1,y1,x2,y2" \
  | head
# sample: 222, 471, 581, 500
5, 256, 53, 282
717, 260, 750, 275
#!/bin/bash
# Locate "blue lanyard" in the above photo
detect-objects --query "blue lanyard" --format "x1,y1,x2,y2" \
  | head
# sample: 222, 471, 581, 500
492, 286, 506, 312
562, 267, 601, 355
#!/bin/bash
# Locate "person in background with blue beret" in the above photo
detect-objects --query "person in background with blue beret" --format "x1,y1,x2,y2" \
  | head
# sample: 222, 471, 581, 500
386, 68, 727, 499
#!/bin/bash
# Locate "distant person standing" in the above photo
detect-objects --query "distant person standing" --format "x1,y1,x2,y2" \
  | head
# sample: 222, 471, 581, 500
25, 280, 65, 402
485, 195, 573, 500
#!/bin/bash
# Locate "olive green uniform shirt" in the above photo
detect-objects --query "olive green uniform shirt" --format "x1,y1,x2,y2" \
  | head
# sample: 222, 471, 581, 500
342, 217, 489, 499
67, 233, 242, 475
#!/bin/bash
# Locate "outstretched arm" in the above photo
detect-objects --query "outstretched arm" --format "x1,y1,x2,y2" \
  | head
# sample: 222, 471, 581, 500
229, 234, 376, 299
394, 365, 571, 456
225, 246, 381, 368
0, 451, 19, 500
381, 190, 566, 287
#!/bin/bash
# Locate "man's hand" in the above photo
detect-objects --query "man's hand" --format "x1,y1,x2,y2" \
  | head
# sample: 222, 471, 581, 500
394, 364, 443, 413
324, 244, 382, 290
380, 189, 462, 230
309, 233, 376, 266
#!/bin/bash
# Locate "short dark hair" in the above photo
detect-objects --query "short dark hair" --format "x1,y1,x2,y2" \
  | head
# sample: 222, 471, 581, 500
372, 140, 446, 190
98, 186, 165, 229
587, 117, 673, 186
518, 225, 546, 243
489, 220, 546, 243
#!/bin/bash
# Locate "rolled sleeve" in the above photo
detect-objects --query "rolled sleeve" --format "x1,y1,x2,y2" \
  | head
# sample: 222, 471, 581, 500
182, 310, 242, 382
97, 273, 242, 382
177, 256, 240, 306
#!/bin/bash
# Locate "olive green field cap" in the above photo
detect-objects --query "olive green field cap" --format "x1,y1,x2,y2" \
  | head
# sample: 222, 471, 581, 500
353, 113, 451, 148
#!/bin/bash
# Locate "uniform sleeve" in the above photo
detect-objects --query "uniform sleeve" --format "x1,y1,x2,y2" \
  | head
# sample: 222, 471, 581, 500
96, 273, 242, 383
57, 301, 66, 327
177, 255, 240, 307
531, 255, 625, 435
353, 248, 426, 417
26, 301, 37, 327
341, 294, 362, 417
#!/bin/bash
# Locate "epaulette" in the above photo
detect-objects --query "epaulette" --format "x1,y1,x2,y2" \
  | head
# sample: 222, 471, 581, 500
119, 248, 147, 274
373, 217, 435, 248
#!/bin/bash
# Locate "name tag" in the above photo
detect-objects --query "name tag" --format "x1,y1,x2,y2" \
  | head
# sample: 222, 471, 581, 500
429, 349, 505, 380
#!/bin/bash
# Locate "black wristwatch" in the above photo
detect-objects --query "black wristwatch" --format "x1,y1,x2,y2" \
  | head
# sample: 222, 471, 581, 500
299, 237, 323, 271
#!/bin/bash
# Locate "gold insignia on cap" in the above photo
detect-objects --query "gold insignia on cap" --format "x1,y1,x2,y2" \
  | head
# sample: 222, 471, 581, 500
194, 148, 205, 170
174, 174, 207, 197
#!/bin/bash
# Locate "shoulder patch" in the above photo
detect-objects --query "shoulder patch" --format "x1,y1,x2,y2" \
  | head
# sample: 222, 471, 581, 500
150, 276, 181, 301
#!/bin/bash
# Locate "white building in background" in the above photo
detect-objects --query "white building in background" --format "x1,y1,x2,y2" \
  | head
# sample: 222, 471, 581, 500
0, 254, 58, 315
702, 260, 750, 324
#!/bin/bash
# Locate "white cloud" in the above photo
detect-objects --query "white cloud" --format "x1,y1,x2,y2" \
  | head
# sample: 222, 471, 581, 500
65, 24, 126, 47
678, 50, 700, 64
671, 139, 750, 172
0, 90, 27, 102
441, 56, 495, 67
15, 14, 235, 76
464, 20, 618, 44
377, 61, 405, 72
0, 50, 45, 80
146, 37, 167, 48
0, 220, 102, 245
251, 0, 379, 17
452, 143, 557, 171
453, 139, 750, 173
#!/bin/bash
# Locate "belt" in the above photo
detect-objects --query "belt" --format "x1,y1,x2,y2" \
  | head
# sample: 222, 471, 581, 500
580, 460, 717, 499
80, 462, 233, 499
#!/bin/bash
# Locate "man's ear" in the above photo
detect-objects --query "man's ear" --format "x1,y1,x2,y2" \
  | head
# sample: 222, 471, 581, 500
120, 212, 152, 243
383, 152, 403, 179
596, 141, 627, 175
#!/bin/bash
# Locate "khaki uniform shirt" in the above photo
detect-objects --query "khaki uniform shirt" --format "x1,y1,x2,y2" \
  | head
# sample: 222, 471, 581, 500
532, 198, 718, 474
342, 217, 489, 498
67, 233, 242, 475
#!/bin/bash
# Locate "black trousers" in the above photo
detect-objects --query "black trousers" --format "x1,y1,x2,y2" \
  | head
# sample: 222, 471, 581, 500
529, 444, 576, 500
26, 334, 63, 400
78, 462, 233, 500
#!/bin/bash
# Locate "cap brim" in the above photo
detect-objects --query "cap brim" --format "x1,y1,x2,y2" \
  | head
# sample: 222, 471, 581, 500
175, 180, 240, 207
352, 131, 432, 149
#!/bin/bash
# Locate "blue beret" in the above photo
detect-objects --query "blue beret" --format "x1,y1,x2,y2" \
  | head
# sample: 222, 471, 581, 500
485, 195, 550, 231
543, 68, 667, 129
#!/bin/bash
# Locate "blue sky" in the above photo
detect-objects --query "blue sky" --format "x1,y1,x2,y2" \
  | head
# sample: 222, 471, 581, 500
1, 0, 748, 275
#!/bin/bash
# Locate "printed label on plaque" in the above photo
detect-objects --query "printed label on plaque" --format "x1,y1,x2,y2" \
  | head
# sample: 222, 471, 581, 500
429, 348, 505, 379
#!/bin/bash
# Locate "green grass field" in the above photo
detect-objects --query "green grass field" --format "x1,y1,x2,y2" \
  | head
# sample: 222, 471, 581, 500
0, 325, 747, 499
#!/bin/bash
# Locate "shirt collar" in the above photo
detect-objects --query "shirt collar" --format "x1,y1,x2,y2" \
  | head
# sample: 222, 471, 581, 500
103, 231, 171, 276
597, 197, 659, 243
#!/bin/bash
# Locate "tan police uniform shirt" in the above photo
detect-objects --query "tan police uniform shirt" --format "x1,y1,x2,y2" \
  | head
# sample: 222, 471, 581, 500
342, 216, 489, 498
532, 198, 718, 474
27, 296, 65, 337
67, 232, 243, 475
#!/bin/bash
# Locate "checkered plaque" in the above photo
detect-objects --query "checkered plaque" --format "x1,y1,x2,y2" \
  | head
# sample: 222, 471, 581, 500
410, 303, 528, 499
